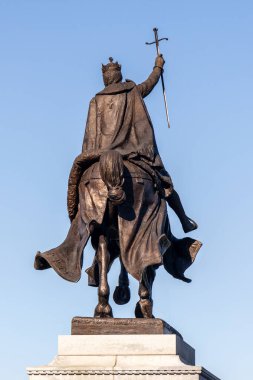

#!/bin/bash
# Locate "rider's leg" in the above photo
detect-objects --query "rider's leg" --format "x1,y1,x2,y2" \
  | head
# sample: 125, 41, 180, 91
135, 266, 156, 318
167, 189, 198, 233
94, 234, 113, 318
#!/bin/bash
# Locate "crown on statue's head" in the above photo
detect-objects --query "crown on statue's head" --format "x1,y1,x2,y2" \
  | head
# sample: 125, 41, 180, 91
102, 57, 121, 73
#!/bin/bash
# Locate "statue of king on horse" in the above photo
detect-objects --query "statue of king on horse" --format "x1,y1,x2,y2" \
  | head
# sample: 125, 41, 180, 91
35, 53, 202, 318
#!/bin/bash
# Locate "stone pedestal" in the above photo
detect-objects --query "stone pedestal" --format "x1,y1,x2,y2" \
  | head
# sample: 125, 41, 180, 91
27, 334, 220, 379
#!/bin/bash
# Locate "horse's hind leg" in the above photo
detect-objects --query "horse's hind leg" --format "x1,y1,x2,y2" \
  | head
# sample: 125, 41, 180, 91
113, 258, 131, 305
135, 266, 156, 318
94, 234, 113, 318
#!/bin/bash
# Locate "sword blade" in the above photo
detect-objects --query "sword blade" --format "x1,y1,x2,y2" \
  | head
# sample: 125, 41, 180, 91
152, 28, 171, 128
160, 73, 170, 128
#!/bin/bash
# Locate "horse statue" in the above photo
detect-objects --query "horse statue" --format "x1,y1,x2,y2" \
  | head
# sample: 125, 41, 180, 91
34, 55, 202, 318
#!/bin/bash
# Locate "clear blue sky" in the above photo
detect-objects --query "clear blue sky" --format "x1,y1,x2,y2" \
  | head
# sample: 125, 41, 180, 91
0, 1, 252, 379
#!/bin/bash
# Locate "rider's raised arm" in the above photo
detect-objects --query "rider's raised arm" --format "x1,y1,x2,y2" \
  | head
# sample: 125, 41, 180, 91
137, 55, 165, 98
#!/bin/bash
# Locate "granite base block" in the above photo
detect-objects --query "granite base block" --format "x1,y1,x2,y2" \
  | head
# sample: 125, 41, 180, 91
27, 335, 220, 380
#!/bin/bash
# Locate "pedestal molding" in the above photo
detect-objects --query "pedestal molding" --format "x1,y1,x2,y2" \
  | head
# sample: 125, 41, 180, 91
27, 366, 219, 379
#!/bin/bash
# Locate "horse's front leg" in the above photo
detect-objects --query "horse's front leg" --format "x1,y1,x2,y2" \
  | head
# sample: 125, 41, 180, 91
94, 234, 113, 318
135, 266, 156, 318
113, 258, 131, 305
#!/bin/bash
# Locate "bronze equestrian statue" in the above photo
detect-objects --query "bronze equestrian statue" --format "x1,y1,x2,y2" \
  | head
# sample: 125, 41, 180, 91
35, 54, 202, 318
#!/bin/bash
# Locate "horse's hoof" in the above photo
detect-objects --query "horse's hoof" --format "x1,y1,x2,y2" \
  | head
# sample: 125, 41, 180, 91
113, 285, 131, 305
94, 303, 113, 318
135, 300, 154, 318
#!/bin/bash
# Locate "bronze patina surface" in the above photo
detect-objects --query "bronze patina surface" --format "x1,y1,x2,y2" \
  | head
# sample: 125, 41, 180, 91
35, 46, 202, 319
71, 317, 182, 337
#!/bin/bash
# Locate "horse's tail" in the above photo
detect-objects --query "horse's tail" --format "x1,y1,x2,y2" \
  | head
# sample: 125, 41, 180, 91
99, 150, 126, 205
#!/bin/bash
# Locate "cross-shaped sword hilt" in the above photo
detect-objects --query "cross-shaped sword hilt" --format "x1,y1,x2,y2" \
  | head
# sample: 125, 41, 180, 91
145, 27, 168, 55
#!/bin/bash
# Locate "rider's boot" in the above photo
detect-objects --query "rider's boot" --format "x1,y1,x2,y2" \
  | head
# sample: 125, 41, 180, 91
167, 190, 198, 233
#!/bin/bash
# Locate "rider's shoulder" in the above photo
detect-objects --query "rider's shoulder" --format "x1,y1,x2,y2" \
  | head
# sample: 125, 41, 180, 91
96, 81, 136, 95
125, 79, 137, 89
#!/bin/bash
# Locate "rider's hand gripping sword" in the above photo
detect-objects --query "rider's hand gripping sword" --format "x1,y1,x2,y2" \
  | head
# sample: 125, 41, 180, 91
146, 27, 170, 128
